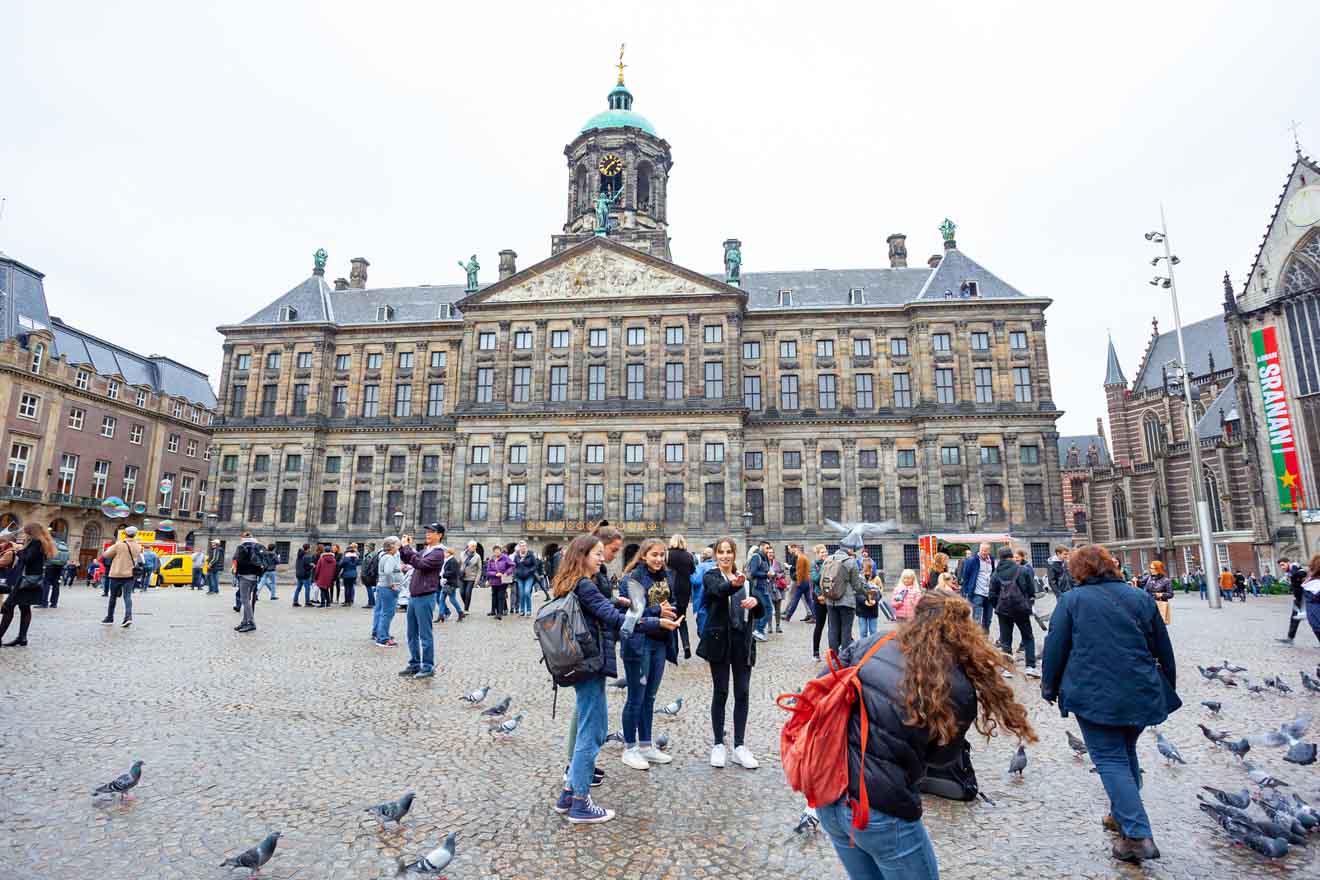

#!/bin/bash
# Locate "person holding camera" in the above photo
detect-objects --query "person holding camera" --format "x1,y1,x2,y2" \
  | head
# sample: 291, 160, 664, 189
699, 537, 766, 770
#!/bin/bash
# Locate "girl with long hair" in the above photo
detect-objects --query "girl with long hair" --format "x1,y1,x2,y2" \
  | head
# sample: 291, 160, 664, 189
553, 534, 680, 823
617, 538, 678, 770
698, 537, 766, 770
809, 544, 830, 661
1, 523, 56, 646
816, 589, 1036, 878
857, 558, 882, 637
892, 568, 924, 620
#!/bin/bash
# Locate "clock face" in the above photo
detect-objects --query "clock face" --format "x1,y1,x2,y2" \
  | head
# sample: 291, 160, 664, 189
598, 153, 623, 177
1287, 185, 1320, 228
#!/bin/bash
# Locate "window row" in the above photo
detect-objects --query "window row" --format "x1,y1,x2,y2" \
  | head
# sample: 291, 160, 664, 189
739, 329, 1033, 362
741, 367, 1033, 411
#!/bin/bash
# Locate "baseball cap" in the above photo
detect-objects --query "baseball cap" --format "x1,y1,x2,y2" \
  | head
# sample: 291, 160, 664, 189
426, 522, 446, 535
124, 526, 138, 537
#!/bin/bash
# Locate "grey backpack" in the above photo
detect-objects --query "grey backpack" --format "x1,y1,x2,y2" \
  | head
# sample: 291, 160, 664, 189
534, 583, 602, 686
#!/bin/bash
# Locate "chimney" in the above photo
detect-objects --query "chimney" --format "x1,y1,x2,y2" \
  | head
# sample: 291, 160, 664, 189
498, 249, 518, 281
349, 257, 370, 289
333, 278, 349, 291
927, 254, 942, 269
886, 233, 908, 268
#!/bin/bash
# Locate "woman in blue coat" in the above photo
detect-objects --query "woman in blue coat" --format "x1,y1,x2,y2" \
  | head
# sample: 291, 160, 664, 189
617, 538, 679, 770
1041, 545, 1180, 865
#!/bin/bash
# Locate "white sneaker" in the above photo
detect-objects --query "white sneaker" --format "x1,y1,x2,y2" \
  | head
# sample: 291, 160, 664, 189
1024, 667, 1041, 679
710, 744, 727, 768
752, 631, 768, 642
621, 747, 651, 771
732, 745, 759, 769
640, 746, 672, 764
1001, 670, 1014, 679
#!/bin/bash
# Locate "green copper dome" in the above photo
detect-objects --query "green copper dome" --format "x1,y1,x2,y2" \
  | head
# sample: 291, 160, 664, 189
581, 83, 657, 137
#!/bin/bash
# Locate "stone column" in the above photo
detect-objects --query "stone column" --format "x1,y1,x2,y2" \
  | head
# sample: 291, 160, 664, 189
439, 442, 456, 525
490, 433, 507, 526
727, 428, 744, 530
405, 443, 421, 528
566, 432, 584, 520
607, 431, 624, 520
527, 432, 545, 522
609, 317, 624, 400
373, 443, 389, 532
687, 314, 702, 399
802, 438, 819, 529
494, 322, 511, 404
570, 319, 587, 401
765, 438, 782, 530
685, 429, 702, 531
648, 316, 663, 400
842, 438, 859, 521
1042, 429, 1063, 529
879, 439, 896, 521
450, 436, 469, 530
645, 431, 662, 522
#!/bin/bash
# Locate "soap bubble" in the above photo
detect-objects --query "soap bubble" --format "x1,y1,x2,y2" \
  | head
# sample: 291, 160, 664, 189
157, 520, 175, 532
132, 501, 148, 515
100, 497, 131, 519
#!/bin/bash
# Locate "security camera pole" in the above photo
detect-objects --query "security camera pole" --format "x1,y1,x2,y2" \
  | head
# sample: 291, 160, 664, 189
1147, 207, 1221, 608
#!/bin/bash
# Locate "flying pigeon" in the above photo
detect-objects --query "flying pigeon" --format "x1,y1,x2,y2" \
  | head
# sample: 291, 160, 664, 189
655, 733, 670, 751
459, 685, 490, 705
480, 695, 512, 719
1244, 762, 1289, 788
1198, 724, 1231, 744
1008, 745, 1027, 776
658, 697, 684, 717
1066, 731, 1088, 758
604, 730, 625, 745
1201, 700, 1222, 714
1300, 670, 1320, 693
1201, 786, 1251, 809
824, 519, 900, 552
366, 791, 415, 826
1221, 738, 1252, 760
220, 832, 280, 875
93, 760, 144, 800
1155, 730, 1186, 765
490, 713, 524, 736
793, 807, 819, 834
396, 831, 457, 876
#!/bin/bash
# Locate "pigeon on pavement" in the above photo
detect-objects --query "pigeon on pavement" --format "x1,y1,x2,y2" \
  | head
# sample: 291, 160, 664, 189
1252, 797, 1309, 841
1284, 740, 1317, 765
93, 760, 144, 800
1222, 660, 1248, 673
1198, 724, 1231, 744
655, 733, 670, 751
1244, 762, 1289, 788
1265, 676, 1294, 694
1245, 679, 1266, 695
1280, 715, 1311, 741
658, 697, 684, 717
1221, 738, 1252, 759
1300, 670, 1320, 693
1155, 731, 1186, 765
1201, 700, 1222, 714
1008, 745, 1027, 776
396, 831, 457, 875
1198, 665, 1223, 680
480, 696, 512, 718
793, 807, 819, 834
1201, 786, 1251, 809
459, 685, 490, 705
611, 677, 628, 689
367, 791, 415, 826
490, 713, 524, 736
221, 832, 281, 875
604, 730, 625, 745
1066, 731, 1088, 758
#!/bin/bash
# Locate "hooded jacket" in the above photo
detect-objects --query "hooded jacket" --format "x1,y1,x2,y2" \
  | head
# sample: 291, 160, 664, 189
987, 558, 1036, 616
313, 552, 338, 588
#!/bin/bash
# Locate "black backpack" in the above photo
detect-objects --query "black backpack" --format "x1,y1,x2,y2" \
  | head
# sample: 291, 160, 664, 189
995, 567, 1030, 617
919, 740, 981, 802
534, 581, 603, 687
360, 550, 383, 588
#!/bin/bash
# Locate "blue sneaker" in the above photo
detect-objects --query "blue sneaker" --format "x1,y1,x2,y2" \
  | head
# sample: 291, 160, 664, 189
567, 796, 615, 824
553, 789, 573, 814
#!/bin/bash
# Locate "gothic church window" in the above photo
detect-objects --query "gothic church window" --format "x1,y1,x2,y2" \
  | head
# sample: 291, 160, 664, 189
1142, 413, 1165, 461
1111, 489, 1129, 540
1203, 467, 1225, 533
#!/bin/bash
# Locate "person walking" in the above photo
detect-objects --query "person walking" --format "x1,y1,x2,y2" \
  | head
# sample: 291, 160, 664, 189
397, 523, 446, 679
856, 558, 882, 638
1277, 558, 1308, 644
1047, 546, 1074, 596
666, 535, 696, 660
989, 547, 1039, 679
1, 524, 56, 646
810, 544, 830, 661
137, 545, 158, 592
1041, 544, 1179, 864
813, 589, 1036, 879
767, 545, 788, 634
617, 539, 679, 771
100, 526, 144, 628
1137, 560, 1173, 625
699, 537, 765, 770
62, 559, 77, 587
40, 538, 69, 608
460, 542, 482, 613
292, 544, 315, 607
745, 541, 773, 642
337, 544, 360, 607
257, 543, 278, 600
552, 533, 682, 823
783, 543, 815, 624
958, 542, 996, 632
1296, 554, 1320, 646
822, 538, 865, 654
437, 549, 465, 623
485, 544, 513, 620
512, 541, 539, 618
231, 532, 265, 633
372, 537, 404, 647
206, 540, 224, 594
313, 544, 337, 608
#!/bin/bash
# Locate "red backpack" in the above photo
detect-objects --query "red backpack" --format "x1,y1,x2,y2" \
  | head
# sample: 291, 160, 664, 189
777, 632, 896, 830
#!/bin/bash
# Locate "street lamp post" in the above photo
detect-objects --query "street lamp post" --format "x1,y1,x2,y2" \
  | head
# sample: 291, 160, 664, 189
392, 510, 404, 537
1148, 210, 1221, 608
205, 512, 218, 588
741, 510, 755, 561
966, 509, 980, 534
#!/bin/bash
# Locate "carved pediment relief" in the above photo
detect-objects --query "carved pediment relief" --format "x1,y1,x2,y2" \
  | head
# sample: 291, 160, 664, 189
478, 244, 720, 304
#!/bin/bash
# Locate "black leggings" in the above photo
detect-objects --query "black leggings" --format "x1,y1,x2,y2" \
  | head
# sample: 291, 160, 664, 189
673, 593, 691, 654
710, 657, 752, 748
0, 594, 33, 642
812, 596, 828, 657
492, 584, 508, 616
461, 580, 474, 611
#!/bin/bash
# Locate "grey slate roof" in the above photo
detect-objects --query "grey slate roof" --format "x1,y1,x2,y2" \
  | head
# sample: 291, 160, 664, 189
0, 252, 52, 340
727, 267, 931, 309
48, 318, 218, 407
1131, 314, 1230, 392
1104, 336, 1127, 386
1058, 434, 1110, 468
916, 247, 1030, 300
1196, 378, 1239, 440
239, 275, 468, 326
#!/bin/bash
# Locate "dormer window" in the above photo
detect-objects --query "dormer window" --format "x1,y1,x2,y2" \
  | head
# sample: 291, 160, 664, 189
278, 305, 298, 322
960, 280, 979, 298
29, 342, 44, 374
438, 303, 455, 319
376, 304, 395, 322
849, 288, 865, 306
778, 289, 794, 307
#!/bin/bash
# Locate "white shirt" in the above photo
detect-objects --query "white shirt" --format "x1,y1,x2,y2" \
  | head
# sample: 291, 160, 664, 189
974, 556, 993, 597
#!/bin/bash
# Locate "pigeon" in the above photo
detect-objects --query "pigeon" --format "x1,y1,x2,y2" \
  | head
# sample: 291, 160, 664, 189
220, 832, 280, 875
604, 730, 625, 745
1280, 715, 1311, 740
366, 791, 415, 826
1265, 676, 1294, 695
1287, 793, 1319, 829
92, 760, 144, 800
655, 733, 670, 751
1198, 724, 1231, 744
1300, 670, 1320, 693
1284, 740, 1317, 765
1198, 665, 1224, 680
1252, 797, 1309, 841
1201, 700, 1223, 714
1221, 738, 1252, 760
1218, 673, 1240, 688
490, 713, 523, 736
658, 697, 684, 717
480, 695, 512, 718
1243, 833, 1291, 859
1201, 786, 1251, 809
1245, 679, 1266, 696
793, 807, 819, 834
1199, 800, 1304, 845
1066, 731, 1088, 758
1244, 762, 1289, 788
1155, 730, 1186, 765
1008, 745, 1027, 776
459, 685, 490, 705
396, 831, 457, 876
1222, 660, 1248, 673
1245, 730, 1289, 748
611, 677, 628, 689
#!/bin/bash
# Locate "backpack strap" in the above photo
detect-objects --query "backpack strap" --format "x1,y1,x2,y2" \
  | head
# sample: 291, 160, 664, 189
848, 630, 896, 833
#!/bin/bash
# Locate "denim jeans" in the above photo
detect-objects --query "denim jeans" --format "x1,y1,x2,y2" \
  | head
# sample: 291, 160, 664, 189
293, 578, 314, 604
568, 676, 608, 796
1075, 718, 1151, 838
207, 569, 220, 593
405, 591, 437, 672
858, 615, 879, 638
753, 584, 772, 633
969, 593, 992, 631
621, 637, 666, 746
784, 580, 814, 620
258, 571, 277, 599
106, 577, 134, 621
373, 587, 399, 642
515, 576, 535, 615
817, 798, 939, 880
438, 588, 462, 620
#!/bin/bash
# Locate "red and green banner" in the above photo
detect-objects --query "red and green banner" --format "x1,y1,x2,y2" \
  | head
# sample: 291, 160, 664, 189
1252, 326, 1305, 512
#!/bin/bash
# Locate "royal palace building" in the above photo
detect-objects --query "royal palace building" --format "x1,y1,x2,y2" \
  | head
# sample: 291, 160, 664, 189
208, 71, 1069, 570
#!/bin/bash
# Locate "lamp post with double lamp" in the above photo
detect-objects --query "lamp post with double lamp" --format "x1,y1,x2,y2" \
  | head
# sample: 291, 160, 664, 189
741, 509, 755, 562
1147, 211, 1221, 609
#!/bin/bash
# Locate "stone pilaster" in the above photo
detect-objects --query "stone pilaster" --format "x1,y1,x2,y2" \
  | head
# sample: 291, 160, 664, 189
490, 433, 507, 524
685, 429, 702, 531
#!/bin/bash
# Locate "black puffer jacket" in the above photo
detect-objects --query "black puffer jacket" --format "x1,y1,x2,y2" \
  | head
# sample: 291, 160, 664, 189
830, 634, 977, 821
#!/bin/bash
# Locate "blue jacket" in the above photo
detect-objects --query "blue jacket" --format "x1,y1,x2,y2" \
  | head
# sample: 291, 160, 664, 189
958, 554, 993, 599
746, 550, 770, 592
618, 565, 676, 663
575, 573, 660, 679
1040, 577, 1181, 727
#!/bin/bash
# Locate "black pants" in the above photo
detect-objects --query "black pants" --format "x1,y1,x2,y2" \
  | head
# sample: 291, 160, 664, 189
997, 612, 1036, 668
0, 592, 33, 642
492, 584, 507, 616
342, 575, 356, 606
460, 580, 474, 610
1287, 599, 1304, 639
710, 656, 752, 748
319, 586, 332, 607
827, 605, 855, 654
812, 596, 829, 657
42, 565, 62, 607
673, 592, 691, 655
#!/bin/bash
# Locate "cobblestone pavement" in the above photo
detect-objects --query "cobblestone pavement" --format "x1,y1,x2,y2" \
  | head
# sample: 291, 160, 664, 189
2, 585, 1319, 879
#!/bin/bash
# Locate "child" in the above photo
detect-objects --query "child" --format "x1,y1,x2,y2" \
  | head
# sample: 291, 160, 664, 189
936, 571, 960, 595
891, 568, 923, 620
857, 559, 881, 638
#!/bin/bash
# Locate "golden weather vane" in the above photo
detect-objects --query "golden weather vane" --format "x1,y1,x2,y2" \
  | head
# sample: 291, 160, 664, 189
617, 43, 627, 85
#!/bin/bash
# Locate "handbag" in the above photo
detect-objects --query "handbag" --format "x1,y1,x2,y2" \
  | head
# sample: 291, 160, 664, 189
1155, 599, 1171, 625
124, 542, 145, 579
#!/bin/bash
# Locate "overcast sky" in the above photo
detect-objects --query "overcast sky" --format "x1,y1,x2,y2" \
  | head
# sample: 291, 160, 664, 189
5, 0, 1318, 436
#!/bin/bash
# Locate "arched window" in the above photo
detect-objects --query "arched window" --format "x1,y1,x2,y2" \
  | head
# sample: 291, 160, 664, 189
636, 160, 653, 211
49, 518, 69, 542
1203, 467, 1225, 533
1142, 413, 1164, 461
1111, 489, 1129, 539
82, 521, 102, 551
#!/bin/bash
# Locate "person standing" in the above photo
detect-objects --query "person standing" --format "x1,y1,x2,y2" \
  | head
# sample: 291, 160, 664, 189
397, 523, 446, 679
922, 552, 949, 593
460, 541, 482, 613
292, 544, 314, 607
372, 537, 404, 647
989, 547, 1039, 679
1, 524, 55, 646
1278, 557, 1310, 644
699, 537, 766, 770
821, 538, 865, 654
617, 539, 678, 771
666, 535, 696, 660
958, 542, 995, 632
231, 531, 264, 633
1041, 544, 1180, 864
891, 568, 924, 621
690, 546, 715, 638
338, 544, 360, 607
766, 545, 788, 634
512, 541, 539, 617
485, 544, 513, 620
810, 544, 830, 661
1048, 545, 1074, 595
437, 549, 465, 623
40, 538, 69, 608
206, 540, 224, 594
745, 541, 773, 642
1137, 560, 1173, 625
313, 544, 337, 608
783, 543, 815, 624
100, 526, 144, 628
1299, 555, 1320, 646
857, 559, 882, 637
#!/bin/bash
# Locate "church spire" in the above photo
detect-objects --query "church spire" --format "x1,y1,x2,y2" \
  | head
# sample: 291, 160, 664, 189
616, 43, 627, 86
1104, 334, 1128, 387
